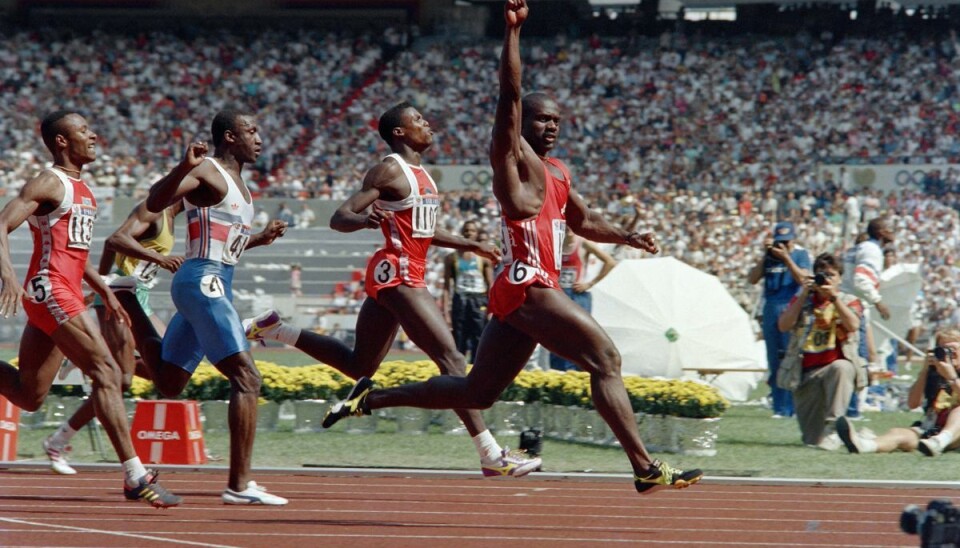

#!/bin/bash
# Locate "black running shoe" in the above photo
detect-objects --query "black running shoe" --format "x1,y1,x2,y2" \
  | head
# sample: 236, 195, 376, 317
322, 377, 373, 429
634, 459, 703, 495
125, 470, 182, 508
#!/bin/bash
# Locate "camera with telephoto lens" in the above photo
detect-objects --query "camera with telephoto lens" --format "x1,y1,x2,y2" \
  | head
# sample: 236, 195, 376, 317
901, 499, 960, 547
934, 346, 956, 363
814, 272, 828, 286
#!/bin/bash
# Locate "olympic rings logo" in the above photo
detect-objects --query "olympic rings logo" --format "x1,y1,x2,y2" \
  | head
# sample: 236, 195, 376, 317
460, 169, 492, 189
894, 169, 929, 187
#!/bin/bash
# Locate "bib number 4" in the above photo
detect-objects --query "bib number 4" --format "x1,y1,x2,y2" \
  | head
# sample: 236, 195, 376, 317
200, 274, 225, 299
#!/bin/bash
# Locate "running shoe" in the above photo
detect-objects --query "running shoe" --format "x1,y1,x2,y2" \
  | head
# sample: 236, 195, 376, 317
481, 448, 542, 477
42, 437, 77, 475
634, 459, 703, 495
919, 436, 946, 457
835, 416, 861, 454
321, 377, 373, 429
222, 480, 289, 506
242, 309, 281, 345
125, 470, 182, 508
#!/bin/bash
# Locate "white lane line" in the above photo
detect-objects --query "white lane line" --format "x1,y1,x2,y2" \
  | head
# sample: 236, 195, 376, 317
0, 517, 238, 548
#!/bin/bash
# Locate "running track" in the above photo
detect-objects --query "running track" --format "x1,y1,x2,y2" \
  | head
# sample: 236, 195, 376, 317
0, 466, 945, 547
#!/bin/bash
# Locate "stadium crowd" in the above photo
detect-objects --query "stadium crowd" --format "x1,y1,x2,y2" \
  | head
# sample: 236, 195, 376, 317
0, 24, 958, 342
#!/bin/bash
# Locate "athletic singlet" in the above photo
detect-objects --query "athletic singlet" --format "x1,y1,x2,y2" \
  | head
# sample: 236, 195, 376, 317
23, 168, 97, 304
373, 153, 439, 279
498, 157, 571, 289
184, 158, 254, 266
454, 253, 486, 295
115, 208, 174, 286
558, 237, 584, 289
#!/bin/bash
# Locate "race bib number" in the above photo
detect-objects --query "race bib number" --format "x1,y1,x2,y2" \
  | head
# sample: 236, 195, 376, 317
411, 199, 438, 238
27, 275, 52, 303
507, 261, 538, 285
373, 258, 397, 285
200, 274, 225, 298
67, 205, 96, 250
222, 224, 251, 266
132, 261, 161, 286
559, 268, 577, 289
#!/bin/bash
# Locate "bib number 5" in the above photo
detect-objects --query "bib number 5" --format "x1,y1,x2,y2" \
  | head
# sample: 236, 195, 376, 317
28, 275, 51, 303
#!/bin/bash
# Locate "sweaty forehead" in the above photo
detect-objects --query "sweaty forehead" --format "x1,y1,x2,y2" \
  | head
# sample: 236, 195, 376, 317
60, 114, 87, 132
235, 115, 257, 130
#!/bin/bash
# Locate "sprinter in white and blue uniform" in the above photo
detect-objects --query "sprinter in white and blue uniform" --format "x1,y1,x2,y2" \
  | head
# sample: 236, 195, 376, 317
123, 108, 289, 506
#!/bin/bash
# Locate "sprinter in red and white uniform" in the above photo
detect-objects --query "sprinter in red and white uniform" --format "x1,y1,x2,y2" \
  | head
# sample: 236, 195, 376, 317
324, 0, 703, 496
244, 102, 541, 477
0, 110, 181, 507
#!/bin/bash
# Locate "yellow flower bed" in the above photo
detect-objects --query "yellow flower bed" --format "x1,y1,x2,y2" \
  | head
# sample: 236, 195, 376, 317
125, 360, 728, 419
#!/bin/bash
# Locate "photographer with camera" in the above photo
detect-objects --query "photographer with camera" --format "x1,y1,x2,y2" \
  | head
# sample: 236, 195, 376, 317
777, 252, 866, 450
748, 221, 812, 418
837, 329, 960, 456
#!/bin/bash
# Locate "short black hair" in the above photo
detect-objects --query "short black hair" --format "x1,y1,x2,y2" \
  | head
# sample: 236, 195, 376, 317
40, 110, 80, 153
866, 218, 888, 240
378, 102, 413, 145
813, 252, 843, 275
211, 108, 253, 148
521, 92, 551, 124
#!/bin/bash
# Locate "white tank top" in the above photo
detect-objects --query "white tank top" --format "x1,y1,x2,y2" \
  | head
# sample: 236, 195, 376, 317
184, 158, 255, 265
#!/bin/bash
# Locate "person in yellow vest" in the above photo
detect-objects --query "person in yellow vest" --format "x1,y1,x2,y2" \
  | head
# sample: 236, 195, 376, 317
43, 200, 184, 475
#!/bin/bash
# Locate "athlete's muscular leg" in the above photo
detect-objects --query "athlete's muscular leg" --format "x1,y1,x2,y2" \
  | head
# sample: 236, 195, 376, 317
510, 287, 654, 473
50, 313, 137, 462
366, 318, 537, 412
212, 351, 262, 492
377, 285, 488, 437
121, 293, 190, 397
290, 297, 399, 379
0, 324, 63, 411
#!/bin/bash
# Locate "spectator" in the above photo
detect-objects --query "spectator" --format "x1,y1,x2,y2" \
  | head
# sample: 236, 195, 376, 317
777, 252, 866, 451
297, 202, 316, 228
747, 221, 811, 418
274, 202, 295, 226
836, 328, 960, 456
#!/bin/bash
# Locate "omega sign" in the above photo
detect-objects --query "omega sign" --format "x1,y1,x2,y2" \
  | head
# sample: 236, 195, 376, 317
136, 429, 203, 441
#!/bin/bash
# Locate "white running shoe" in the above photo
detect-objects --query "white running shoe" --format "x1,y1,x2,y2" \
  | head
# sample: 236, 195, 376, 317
919, 436, 945, 457
222, 480, 288, 505
481, 448, 542, 478
42, 437, 77, 475
242, 310, 282, 345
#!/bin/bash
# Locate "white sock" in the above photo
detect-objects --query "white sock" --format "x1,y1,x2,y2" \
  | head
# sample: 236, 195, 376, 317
122, 457, 149, 488
270, 323, 301, 346
48, 423, 77, 447
935, 431, 955, 448
859, 438, 878, 453
473, 430, 502, 463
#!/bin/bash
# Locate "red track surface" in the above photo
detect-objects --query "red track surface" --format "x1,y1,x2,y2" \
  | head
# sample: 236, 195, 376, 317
0, 470, 936, 547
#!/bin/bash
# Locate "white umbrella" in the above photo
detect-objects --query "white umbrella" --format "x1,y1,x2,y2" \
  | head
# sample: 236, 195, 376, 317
592, 258, 763, 401
876, 263, 923, 340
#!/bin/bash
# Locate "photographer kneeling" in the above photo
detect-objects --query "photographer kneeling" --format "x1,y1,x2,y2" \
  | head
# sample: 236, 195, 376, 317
837, 328, 960, 456
777, 252, 866, 450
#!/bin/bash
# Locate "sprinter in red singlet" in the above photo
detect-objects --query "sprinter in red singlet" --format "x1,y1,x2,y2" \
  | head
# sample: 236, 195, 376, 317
244, 102, 541, 477
0, 110, 181, 507
323, 0, 703, 495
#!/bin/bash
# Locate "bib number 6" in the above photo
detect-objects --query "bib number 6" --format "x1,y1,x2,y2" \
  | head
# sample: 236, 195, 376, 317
508, 261, 537, 285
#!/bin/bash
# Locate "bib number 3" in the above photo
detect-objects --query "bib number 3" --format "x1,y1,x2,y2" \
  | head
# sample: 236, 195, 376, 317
374, 259, 396, 285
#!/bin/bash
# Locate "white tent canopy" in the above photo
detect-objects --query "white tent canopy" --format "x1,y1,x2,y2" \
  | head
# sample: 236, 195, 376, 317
592, 258, 764, 401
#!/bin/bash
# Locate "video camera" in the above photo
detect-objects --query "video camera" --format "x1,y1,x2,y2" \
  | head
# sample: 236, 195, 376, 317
901, 499, 960, 547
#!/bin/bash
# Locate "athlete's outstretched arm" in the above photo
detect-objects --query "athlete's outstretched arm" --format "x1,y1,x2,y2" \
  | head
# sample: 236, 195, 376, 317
490, 0, 539, 220
432, 228, 502, 263
106, 203, 183, 273
146, 142, 207, 213
0, 172, 62, 317
566, 187, 659, 254
329, 162, 397, 232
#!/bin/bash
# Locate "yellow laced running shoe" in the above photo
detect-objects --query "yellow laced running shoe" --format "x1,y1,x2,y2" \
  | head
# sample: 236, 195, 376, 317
322, 377, 373, 429
634, 459, 703, 495
481, 448, 542, 477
